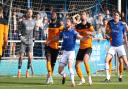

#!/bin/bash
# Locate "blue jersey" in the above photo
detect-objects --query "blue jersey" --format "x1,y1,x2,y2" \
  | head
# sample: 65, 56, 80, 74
109, 20, 126, 46
60, 28, 78, 51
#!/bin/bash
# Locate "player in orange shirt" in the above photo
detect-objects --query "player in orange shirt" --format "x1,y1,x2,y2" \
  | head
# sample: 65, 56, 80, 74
45, 11, 64, 84
0, 6, 8, 60
75, 12, 94, 85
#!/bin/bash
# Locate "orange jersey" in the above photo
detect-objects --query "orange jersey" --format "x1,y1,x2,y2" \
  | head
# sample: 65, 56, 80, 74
76, 22, 94, 49
0, 18, 8, 45
47, 21, 64, 49
0, 18, 8, 55
106, 21, 112, 44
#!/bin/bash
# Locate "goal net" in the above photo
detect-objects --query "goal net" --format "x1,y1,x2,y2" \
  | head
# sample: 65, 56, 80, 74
0, 0, 118, 75
0, 0, 117, 58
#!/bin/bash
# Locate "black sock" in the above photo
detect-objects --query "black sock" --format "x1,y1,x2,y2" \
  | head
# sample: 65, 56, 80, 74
27, 59, 31, 70
18, 59, 22, 69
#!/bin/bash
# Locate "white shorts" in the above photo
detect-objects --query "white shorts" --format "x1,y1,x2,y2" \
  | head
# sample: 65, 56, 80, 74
108, 45, 126, 57
59, 51, 75, 66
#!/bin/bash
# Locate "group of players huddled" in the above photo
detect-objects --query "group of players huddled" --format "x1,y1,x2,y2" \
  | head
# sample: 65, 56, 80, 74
0, 6, 128, 87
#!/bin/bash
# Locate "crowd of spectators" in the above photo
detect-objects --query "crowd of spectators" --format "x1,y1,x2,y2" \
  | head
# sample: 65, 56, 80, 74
2, 5, 128, 58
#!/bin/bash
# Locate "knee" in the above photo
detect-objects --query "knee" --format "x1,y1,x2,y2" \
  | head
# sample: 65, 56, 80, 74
105, 54, 112, 63
105, 57, 111, 63
28, 54, 33, 60
119, 59, 123, 64
69, 68, 74, 74
58, 69, 61, 74
75, 63, 78, 69
58, 67, 62, 74
19, 56, 23, 60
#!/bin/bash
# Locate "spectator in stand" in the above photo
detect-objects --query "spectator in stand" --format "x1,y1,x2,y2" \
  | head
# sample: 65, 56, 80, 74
95, 13, 104, 32
34, 13, 42, 40
121, 11, 128, 32
11, 8, 19, 57
33, 13, 43, 57
87, 12, 94, 25
16, 7, 23, 20
41, 16, 49, 40
104, 9, 112, 21
39, 5, 47, 21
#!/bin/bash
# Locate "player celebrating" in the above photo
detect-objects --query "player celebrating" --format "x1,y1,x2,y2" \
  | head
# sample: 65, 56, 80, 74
75, 12, 94, 85
17, 8, 36, 78
0, 6, 8, 60
105, 11, 128, 82
45, 11, 64, 84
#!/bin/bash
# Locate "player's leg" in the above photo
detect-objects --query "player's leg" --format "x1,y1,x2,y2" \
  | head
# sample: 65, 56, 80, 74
105, 54, 113, 81
51, 48, 59, 74
18, 53, 24, 78
83, 48, 92, 85
116, 45, 128, 82
109, 59, 112, 76
17, 43, 25, 78
107, 58, 112, 81
58, 51, 67, 84
75, 49, 85, 85
118, 58, 123, 82
68, 51, 75, 87
46, 48, 59, 84
26, 44, 33, 78
117, 45, 128, 72
26, 52, 33, 78
0, 45, 3, 62
105, 46, 115, 81
0, 43, 7, 61
120, 54, 128, 69
45, 46, 53, 84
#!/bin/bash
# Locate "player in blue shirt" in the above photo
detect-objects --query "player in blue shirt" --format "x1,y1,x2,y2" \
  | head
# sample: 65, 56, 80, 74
45, 18, 92, 86
105, 11, 128, 82
58, 18, 89, 87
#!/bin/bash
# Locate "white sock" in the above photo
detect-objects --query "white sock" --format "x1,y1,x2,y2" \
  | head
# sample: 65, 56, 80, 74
60, 71, 66, 77
18, 69, 21, 72
105, 63, 110, 80
69, 68, 75, 82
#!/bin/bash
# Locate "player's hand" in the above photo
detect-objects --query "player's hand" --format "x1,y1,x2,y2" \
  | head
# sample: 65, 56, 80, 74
45, 41, 50, 46
20, 36, 27, 44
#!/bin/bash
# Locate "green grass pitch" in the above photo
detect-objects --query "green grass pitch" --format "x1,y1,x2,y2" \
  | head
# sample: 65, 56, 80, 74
0, 75, 128, 89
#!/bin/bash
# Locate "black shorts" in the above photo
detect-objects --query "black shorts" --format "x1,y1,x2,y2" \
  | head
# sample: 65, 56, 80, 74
45, 45, 59, 61
76, 48, 92, 61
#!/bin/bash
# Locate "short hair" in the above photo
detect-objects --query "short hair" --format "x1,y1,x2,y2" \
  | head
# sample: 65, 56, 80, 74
52, 11, 57, 15
81, 11, 87, 15
26, 8, 33, 13
66, 18, 73, 23
113, 10, 121, 16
